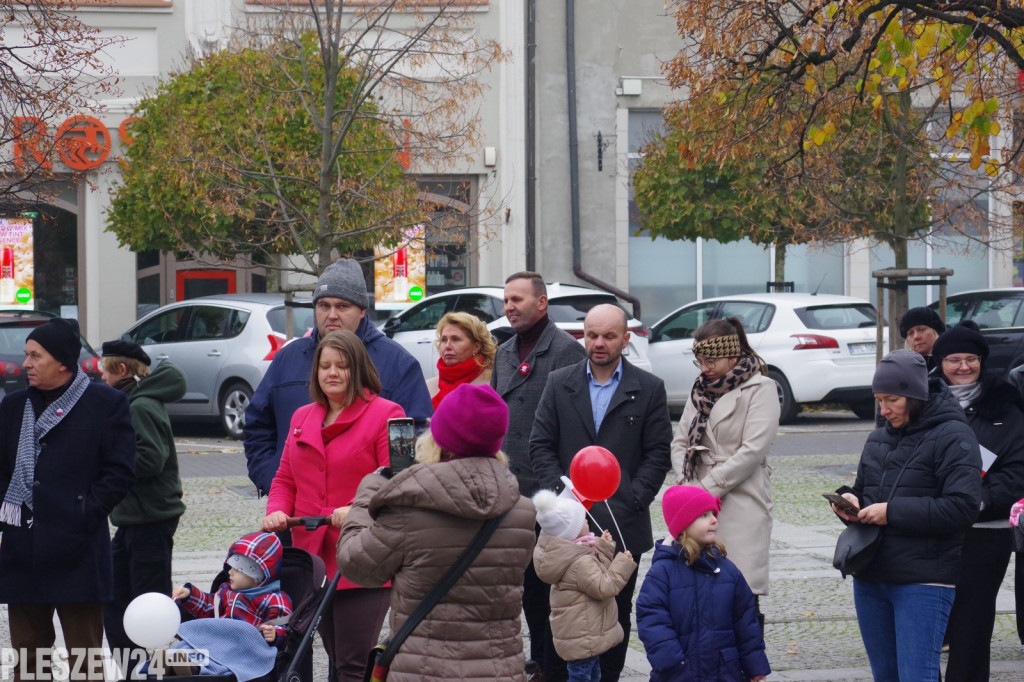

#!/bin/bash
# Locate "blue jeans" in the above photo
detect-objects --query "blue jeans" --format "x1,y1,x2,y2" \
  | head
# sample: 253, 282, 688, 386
566, 656, 600, 682
853, 579, 954, 681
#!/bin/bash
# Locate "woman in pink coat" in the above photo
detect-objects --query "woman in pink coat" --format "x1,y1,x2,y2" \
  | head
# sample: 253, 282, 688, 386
262, 330, 404, 682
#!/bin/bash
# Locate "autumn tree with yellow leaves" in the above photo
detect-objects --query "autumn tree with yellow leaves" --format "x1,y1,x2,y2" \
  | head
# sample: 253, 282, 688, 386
660, 0, 1024, 301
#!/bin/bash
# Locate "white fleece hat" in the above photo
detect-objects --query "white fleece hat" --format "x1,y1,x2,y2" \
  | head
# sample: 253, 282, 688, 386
533, 488, 587, 541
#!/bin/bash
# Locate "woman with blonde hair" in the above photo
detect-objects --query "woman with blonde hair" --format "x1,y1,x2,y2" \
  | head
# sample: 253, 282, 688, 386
669, 316, 780, 629
262, 330, 405, 682
427, 311, 497, 408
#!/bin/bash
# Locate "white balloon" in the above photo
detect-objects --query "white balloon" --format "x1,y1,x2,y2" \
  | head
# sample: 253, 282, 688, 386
123, 592, 181, 649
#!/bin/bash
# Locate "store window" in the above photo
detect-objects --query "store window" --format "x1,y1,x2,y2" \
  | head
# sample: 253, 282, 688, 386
419, 178, 474, 294
28, 207, 78, 317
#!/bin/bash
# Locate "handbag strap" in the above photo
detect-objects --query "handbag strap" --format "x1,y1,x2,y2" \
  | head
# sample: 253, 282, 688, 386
880, 442, 923, 503
378, 511, 507, 666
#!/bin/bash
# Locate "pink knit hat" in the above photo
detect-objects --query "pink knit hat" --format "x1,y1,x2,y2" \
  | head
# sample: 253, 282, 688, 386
430, 384, 509, 458
662, 485, 721, 539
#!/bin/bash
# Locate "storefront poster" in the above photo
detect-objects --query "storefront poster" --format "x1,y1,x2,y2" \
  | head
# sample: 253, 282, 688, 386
374, 225, 426, 309
0, 218, 34, 308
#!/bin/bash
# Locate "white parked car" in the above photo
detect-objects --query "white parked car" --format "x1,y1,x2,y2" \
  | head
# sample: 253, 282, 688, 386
647, 293, 886, 422
381, 283, 651, 378
119, 294, 315, 438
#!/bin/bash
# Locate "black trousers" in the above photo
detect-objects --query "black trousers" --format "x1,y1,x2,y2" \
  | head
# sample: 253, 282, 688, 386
523, 558, 552, 664
103, 517, 179, 658
1017, 550, 1024, 645
945, 527, 1012, 682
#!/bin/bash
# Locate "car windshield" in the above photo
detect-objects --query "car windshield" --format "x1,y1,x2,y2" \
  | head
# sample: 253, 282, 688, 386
548, 295, 628, 323
795, 304, 879, 330
267, 306, 316, 336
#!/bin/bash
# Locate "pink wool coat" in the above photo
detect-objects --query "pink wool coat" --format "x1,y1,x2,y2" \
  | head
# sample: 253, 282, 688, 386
266, 394, 404, 590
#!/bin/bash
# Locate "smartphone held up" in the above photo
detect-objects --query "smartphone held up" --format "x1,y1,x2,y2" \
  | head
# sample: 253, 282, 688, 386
388, 418, 416, 475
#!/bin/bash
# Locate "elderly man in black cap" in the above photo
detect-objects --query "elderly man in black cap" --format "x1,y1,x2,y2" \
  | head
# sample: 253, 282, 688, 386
244, 258, 432, 496
0, 318, 136, 681
99, 339, 188, 666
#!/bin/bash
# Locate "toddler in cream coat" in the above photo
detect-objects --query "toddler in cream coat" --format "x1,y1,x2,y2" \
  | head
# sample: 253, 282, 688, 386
532, 486, 636, 682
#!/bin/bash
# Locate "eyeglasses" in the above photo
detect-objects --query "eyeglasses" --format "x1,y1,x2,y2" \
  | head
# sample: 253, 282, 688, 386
693, 356, 729, 369
942, 355, 981, 368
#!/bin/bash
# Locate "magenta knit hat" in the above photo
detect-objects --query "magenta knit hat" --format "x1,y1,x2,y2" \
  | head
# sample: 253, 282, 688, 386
430, 384, 509, 457
662, 485, 721, 539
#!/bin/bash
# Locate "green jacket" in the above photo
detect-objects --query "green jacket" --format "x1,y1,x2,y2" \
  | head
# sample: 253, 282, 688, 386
110, 360, 187, 526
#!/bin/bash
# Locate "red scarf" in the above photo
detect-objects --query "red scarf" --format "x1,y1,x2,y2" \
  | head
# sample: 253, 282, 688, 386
432, 356, 485, 409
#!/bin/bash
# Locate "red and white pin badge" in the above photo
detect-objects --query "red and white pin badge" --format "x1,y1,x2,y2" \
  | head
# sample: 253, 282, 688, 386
519, 362, 530, 376
55, 409, 64, 417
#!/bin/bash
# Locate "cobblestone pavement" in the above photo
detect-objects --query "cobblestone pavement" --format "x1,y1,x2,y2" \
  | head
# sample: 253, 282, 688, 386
3, 420, 1023, 680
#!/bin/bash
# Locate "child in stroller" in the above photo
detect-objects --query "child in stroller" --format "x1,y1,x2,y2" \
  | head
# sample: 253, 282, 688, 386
139, 521, 334, 682
148, 531, 292, 680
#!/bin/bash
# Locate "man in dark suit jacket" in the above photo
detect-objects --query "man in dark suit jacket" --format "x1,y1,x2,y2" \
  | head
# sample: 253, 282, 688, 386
492, 271, 586, 680
531, 304, 673, 682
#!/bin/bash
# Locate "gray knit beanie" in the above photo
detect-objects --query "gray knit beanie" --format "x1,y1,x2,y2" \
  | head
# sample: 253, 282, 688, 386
313, 259, 369, 308
872, 349, 928, 401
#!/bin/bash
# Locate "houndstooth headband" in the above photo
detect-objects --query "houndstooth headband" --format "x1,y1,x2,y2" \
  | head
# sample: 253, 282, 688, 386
692, 334, 741, 358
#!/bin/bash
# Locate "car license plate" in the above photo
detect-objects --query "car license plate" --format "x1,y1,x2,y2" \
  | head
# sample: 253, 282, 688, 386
848, 342, 875, 355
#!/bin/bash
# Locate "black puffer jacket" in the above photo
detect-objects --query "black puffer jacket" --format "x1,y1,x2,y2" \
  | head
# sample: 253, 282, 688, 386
958, 375, 1024, 522
852, 380, 981, 585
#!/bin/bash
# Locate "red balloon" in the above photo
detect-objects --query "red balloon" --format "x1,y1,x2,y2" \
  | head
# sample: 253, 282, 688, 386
569, 446, 621, 502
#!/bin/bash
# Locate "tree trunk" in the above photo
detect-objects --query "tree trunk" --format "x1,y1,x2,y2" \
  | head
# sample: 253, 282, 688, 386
774, 243, 786, 285
883, 92, 914, 350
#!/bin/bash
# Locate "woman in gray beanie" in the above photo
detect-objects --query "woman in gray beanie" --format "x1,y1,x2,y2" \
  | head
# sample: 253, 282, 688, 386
932, 323, 1024, 682
828, 349, 981, 681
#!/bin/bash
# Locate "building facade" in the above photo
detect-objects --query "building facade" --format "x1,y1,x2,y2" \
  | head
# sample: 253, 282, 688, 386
2, 0, 1016, 344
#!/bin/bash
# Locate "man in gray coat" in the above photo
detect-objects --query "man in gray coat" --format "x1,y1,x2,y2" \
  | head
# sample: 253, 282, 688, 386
531, 304, 673, 682
491, 271, 586, 681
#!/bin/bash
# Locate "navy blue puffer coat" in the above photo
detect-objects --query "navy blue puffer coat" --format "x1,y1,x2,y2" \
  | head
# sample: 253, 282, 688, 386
636, 540, 770, 682
852, 380, 981, 585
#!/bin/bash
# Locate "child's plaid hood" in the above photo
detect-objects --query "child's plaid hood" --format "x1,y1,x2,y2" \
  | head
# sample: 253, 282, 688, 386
225, 531, 283, 585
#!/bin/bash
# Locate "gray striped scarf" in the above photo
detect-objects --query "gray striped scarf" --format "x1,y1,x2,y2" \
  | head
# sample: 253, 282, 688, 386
0, 368, 90, 527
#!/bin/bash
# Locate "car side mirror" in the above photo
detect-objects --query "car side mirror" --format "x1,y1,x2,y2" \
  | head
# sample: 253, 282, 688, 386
382, 316, 400, 337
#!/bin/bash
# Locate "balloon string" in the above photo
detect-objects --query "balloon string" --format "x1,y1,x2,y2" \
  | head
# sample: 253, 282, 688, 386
604, 500, 628, 554
585, 508, 604, 534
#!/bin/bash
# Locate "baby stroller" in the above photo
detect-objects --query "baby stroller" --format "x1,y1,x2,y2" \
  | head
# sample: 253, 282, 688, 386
153, 517, 340, 682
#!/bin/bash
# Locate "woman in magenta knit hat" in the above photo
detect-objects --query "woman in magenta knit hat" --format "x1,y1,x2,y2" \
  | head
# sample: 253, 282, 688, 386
338, 384, 537, 682
262, 330, 404, 682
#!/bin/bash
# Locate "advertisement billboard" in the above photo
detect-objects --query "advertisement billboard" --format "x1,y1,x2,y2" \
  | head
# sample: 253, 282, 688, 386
374, 225, 426, 310
0, 218, 34, 308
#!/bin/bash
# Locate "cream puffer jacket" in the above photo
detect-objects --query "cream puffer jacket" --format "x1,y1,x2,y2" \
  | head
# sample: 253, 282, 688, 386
338, 456, 536, 682
533, 532, 637, 662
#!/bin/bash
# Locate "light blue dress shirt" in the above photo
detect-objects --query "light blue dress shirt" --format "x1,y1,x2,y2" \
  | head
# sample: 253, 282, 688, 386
587, 359, 622, 433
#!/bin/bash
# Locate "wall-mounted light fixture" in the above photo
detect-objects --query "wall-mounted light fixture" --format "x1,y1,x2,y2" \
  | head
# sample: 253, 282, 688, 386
483, 146, 497, 167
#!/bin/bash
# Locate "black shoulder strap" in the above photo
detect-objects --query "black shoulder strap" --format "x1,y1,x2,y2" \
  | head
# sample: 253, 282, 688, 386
379, 512, 507, 666
882, 443, 923, 503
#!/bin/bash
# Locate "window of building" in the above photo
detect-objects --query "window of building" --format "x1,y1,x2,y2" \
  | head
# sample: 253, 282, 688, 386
419, 178, 474, 294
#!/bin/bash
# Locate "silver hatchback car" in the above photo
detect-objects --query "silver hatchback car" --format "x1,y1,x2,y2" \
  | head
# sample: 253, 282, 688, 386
119, 294, 315, 438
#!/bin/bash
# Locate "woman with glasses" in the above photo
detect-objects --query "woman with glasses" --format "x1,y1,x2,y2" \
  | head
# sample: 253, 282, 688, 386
669, 316, 780, 628
932, 321, 1024, 682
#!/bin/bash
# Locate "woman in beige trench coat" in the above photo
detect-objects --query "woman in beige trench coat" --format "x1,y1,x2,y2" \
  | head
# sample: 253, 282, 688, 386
669, 316, 780, 627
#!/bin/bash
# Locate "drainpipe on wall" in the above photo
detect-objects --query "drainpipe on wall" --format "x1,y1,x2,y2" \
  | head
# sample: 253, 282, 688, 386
525, 0, 537, 272
564, 0, 642, 321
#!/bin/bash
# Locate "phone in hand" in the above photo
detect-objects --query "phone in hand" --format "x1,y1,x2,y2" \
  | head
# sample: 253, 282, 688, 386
822, 492, 860, 516
387, 418, 416, 475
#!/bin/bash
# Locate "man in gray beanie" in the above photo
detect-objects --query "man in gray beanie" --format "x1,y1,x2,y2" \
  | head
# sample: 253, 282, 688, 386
244, 258, 432, 496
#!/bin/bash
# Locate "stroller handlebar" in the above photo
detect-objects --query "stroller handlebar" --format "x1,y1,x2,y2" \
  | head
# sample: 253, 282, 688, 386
286, 516, 331, 531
